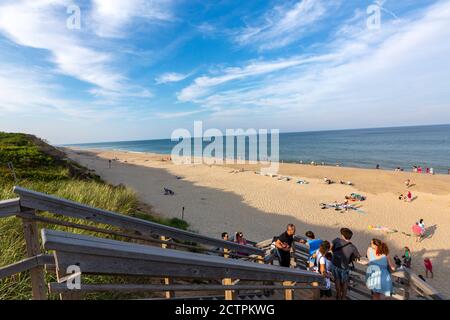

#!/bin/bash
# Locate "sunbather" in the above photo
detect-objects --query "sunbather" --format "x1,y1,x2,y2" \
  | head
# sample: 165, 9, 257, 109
163, 187, 175, 195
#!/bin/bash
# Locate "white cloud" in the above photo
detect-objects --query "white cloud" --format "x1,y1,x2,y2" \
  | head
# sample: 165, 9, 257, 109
180, 1, 450, 127
155, 72, 190, 84
90, 0, 174, 38
154, 109, 203, 119
0, 64, 120, 119
0, 0, 126, 92
235, 0, 335, 50
177, 55, 335, 102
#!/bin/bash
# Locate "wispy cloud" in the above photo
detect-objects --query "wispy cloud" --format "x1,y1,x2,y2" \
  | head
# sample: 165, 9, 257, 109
90, 0, 174, 38
155, 72, 190, 84
0, 0, 125, 92
177, 55, 335, 102
180, 0, 450, 127
235, 0, 336, 50
154, 109, 204, 119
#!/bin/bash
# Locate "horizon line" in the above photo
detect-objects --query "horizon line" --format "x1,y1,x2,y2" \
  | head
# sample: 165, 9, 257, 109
61, 122, 450, 146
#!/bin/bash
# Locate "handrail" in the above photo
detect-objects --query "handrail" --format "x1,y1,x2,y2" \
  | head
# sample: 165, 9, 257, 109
48, 283, 319, 294
0, 198, 21, 217
0, 254, 53, 279
13, 186, 264, 256
404, 268, 444, 300
42, 228, 326, 285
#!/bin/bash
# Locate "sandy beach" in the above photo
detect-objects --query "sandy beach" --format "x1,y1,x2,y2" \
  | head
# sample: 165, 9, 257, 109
64, 147, 450, 298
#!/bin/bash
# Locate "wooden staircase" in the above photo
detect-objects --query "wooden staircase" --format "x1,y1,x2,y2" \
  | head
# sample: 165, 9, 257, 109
0, 186, 444, 300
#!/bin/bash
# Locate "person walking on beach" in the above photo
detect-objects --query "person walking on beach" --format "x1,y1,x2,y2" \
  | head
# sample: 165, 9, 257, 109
330, 228, 360, 300
418, 219, 426, 236
424, 258, 433, 278
365, 239, 396, 300
412, 222, 423, 242
275, 224, 297, 268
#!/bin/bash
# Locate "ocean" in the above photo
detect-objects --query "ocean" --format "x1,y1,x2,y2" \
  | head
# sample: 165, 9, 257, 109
64, 124, 450, 174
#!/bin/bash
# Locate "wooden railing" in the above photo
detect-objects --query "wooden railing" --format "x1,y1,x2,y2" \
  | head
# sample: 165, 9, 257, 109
0, 186, 326, 300
42, 228, 326, 300
13, 186, 264, 257
1, 186, 444, 300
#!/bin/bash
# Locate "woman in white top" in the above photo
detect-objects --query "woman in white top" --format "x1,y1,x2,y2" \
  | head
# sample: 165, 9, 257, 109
418, 219, 425, 236
315, 241, 332, 299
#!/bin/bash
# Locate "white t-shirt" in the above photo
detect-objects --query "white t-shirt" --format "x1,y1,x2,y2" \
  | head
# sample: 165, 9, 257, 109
318, 255, 331, 290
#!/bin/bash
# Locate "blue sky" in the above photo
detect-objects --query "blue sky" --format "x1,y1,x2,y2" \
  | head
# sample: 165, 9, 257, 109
0, 0, 449, 144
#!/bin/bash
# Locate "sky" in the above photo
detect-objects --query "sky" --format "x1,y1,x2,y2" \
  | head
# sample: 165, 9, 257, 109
0, 0, 449, 144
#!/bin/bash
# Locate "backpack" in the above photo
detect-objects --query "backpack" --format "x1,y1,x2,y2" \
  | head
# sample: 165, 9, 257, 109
331, 242, 353, 269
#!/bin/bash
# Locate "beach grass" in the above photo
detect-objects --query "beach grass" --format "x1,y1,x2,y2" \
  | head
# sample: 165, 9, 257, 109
0, 132, 189, 299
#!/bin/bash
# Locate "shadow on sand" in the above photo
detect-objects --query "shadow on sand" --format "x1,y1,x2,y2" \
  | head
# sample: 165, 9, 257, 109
68, 149, 448, 298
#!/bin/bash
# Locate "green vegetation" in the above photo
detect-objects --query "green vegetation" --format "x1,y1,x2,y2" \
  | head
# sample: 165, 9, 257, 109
0, 132, 189, 299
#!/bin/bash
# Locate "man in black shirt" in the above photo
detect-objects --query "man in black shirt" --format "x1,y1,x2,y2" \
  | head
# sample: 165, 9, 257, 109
331, 228, 361, 300
275, 224, 296, 267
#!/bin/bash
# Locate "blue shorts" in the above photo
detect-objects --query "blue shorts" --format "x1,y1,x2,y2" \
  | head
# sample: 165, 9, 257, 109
331, 265, 350, 283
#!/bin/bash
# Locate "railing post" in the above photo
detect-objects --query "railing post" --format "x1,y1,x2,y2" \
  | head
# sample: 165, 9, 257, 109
283, 281, 294, 300
160, 236, 174, 299
222, 248, 235, 300
21, 210, 47, 300
403, 269, 411, 300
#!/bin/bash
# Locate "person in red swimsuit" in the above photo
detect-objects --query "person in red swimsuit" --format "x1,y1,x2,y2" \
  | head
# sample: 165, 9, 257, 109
424, 258, 433, 278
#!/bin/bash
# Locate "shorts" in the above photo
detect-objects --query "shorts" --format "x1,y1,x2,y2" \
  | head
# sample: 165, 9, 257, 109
331, 265, 350, 283
320, 289, 332, 298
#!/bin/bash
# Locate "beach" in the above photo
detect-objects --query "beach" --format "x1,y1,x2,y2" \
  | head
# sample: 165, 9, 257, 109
64, 147, 450, 298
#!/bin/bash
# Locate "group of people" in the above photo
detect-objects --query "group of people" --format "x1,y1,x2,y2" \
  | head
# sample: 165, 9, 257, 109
412, 219, 426, 242
412, 166, 434, 174
220, 223, 434, 300
296, 226, 401, 299
398, 190, 413, 202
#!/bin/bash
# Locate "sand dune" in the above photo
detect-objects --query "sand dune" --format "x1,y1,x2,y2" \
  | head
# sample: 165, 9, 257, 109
64, 147, 450, 298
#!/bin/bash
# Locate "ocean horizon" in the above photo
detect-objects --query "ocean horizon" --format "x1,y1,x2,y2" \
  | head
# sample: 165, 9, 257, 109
64, 124, 450, 174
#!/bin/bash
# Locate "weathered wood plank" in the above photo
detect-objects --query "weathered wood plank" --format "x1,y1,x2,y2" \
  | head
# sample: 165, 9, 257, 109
22, 212, 47, 300
48, 283, 321, 294
42, 229, 326, 285
405, 268, 444, 300
15, 186, 263, 256
0, 198, 21, 217
0, 254, 53, 279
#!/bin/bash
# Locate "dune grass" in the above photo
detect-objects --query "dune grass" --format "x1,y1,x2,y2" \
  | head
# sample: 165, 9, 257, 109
0, 132, 188, 299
